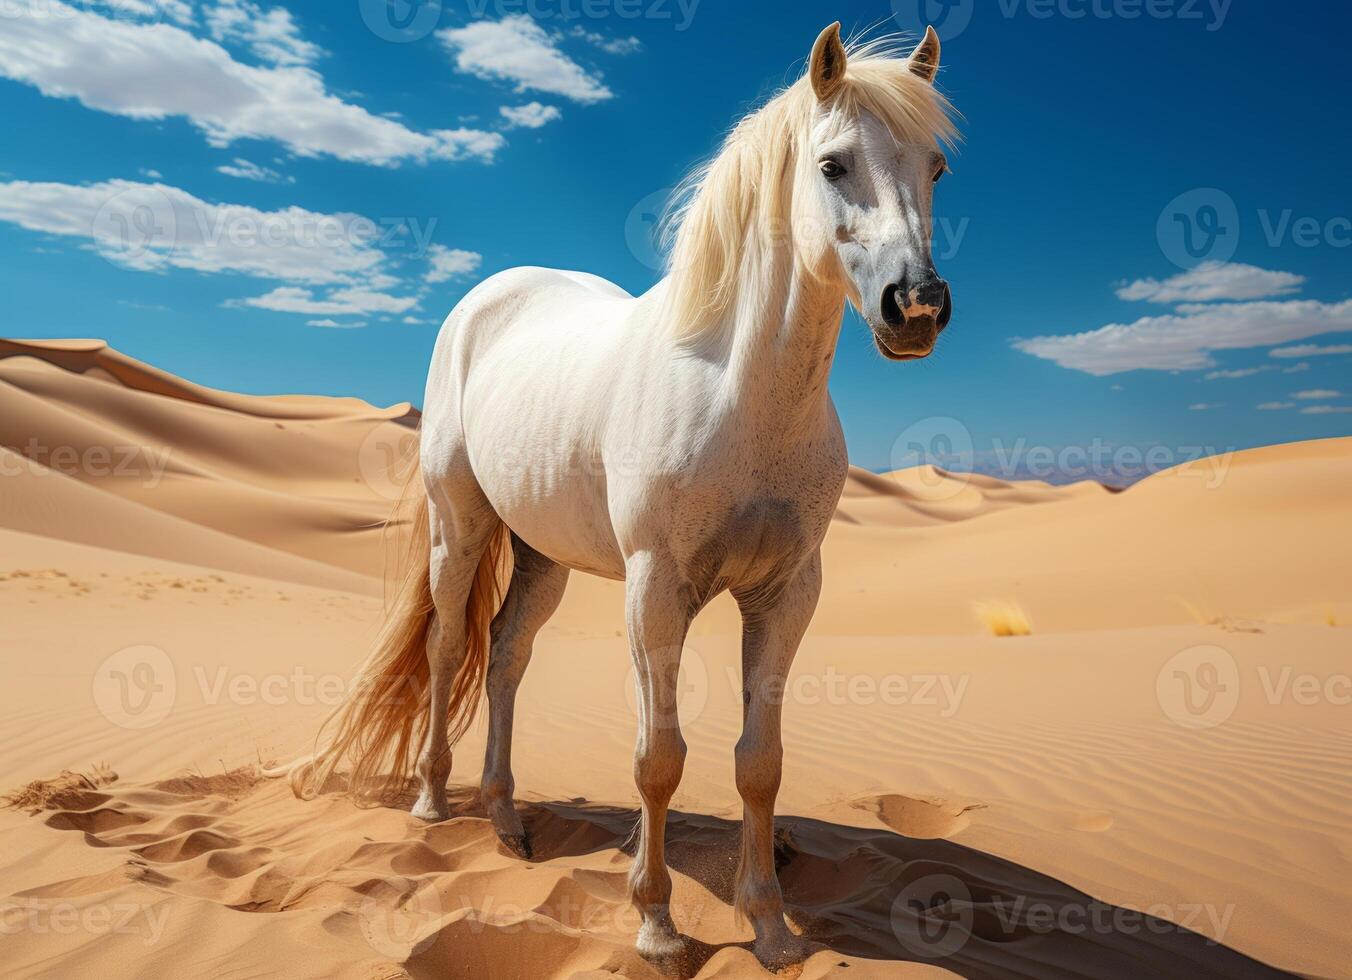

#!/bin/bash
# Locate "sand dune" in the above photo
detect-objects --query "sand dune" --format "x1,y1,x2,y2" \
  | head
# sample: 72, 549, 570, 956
1, 341, 1348, 978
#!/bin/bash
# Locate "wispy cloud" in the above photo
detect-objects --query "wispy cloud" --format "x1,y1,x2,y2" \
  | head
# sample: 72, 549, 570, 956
1300, 405, 1352, 415
1291, 389, 1342, 400
500, 102, 563, 129
1188, 403, 1223, 411
0, 178, 385, 283
1115, 261, 1304, 304
1014, 299, 1352, 375
1269, 343, 1352, 359
438, 15, 612, 104
425, 245, 482, 283
216, 157, 291, 183
306, 317, 365, 328
1257, 402, 1295, 410
570, 27, 643, 56
236, 286, 418, 315
0, 2, 504, 165
1204, 366, 1272, 380
205, 0, 321, 66
0, 177, 468, 324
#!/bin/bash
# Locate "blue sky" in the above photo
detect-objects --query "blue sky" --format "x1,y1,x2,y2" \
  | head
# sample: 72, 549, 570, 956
2, 0, 1350, 480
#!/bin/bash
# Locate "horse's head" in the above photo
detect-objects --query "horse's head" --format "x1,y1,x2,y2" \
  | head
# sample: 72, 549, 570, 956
799, 24, 953, 361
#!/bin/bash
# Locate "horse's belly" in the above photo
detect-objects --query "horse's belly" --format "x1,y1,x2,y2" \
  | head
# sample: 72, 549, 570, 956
467, 426, 625, 580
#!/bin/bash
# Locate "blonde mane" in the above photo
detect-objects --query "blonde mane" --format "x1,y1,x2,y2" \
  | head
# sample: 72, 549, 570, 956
661, 36, 959, 343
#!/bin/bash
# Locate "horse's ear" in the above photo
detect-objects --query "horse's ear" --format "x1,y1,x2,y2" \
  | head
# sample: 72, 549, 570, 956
809, 22, 848, 101
908, 25, 941, 83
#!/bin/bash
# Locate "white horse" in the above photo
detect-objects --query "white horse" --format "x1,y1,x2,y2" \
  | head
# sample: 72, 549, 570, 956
282, 23, 957, 969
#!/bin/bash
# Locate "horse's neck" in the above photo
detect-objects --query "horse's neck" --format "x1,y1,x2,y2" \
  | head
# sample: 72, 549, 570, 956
720, 262, 844, 442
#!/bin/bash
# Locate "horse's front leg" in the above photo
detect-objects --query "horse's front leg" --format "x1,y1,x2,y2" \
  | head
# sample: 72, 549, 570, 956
732, 551, 822, 970
624, 553, 695, 961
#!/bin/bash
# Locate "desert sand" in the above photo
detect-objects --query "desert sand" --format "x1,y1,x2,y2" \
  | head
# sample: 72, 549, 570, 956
1, 339, 1347, 978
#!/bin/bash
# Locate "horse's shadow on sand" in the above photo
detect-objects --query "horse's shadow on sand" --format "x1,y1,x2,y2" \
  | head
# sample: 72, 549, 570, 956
420, 789, 1292, 980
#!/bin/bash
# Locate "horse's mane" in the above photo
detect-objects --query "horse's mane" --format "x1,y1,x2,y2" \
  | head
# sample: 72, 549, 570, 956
660, 35, 959, 345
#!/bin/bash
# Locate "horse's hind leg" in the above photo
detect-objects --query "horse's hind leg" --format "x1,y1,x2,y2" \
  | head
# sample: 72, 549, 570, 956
481, 534, 569, 856
732, 552, 822, 971
410, 476, 501, 823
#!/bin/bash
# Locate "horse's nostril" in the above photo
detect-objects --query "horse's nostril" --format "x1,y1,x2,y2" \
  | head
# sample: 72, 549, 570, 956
936, 283, 953, 330
880, 284, 904, 326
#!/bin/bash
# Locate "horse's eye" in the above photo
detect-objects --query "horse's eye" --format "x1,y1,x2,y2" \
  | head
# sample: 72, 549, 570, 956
932, 166, 946, 184
820, 160, 846, 181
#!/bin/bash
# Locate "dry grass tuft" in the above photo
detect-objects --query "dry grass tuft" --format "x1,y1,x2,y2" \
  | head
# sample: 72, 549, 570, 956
972, 600, 1033, 637
2, 765, 117, 813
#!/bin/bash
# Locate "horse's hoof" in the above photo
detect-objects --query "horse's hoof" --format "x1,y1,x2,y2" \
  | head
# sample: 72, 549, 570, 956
410, 798, 449, 823
753, 933, 816, 973
635, 920, 685, 961
497, 832, 533, 860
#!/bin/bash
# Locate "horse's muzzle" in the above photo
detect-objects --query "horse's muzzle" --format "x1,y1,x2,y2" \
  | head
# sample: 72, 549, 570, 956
875, 277, 951, 360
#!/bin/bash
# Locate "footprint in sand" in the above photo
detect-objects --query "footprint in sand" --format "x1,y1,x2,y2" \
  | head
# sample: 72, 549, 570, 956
858, 794, 986, 839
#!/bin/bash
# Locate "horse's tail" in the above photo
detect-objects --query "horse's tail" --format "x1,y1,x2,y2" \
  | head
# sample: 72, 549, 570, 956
265, 490, 508, 804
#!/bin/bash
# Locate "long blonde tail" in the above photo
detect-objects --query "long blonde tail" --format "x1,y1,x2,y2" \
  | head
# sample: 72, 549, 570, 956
270, 491, 509, 804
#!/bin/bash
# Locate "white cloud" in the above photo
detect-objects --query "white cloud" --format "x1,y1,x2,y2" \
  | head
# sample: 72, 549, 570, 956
306, 318, 365, 329
1283, 363, 1310, 373
1301, 405, 1352, 415
0, 178, 393, 284
1188, 403, 1222, 411
1292, 389, 1342, 400
1013, 299, 1352, 375
438, 15, 612, 104
1115, 261, 1305, 304
236, 286, 419, 315
205, 0, 321, 66
0, 3, 504, 165
140, 168, 163, 179
1257, 402, 1294, 410
1269, 343, 1352, 359
499, 102, 562, 129
1204, 367, 1272, 380
90, 0, 195, 25
216, 157, 291, 183
425, 245, 482, 283
570, 27, 643, 56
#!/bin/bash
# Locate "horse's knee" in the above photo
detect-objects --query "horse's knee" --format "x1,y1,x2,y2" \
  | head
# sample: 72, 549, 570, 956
635, 734, 686, 805
734, 736, 782, 808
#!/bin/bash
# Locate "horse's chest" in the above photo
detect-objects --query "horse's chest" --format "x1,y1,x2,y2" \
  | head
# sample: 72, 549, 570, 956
672, 464, 843, 594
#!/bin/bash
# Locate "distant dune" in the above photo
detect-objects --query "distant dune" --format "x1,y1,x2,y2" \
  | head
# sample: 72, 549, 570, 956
1, 339, 1347, 978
